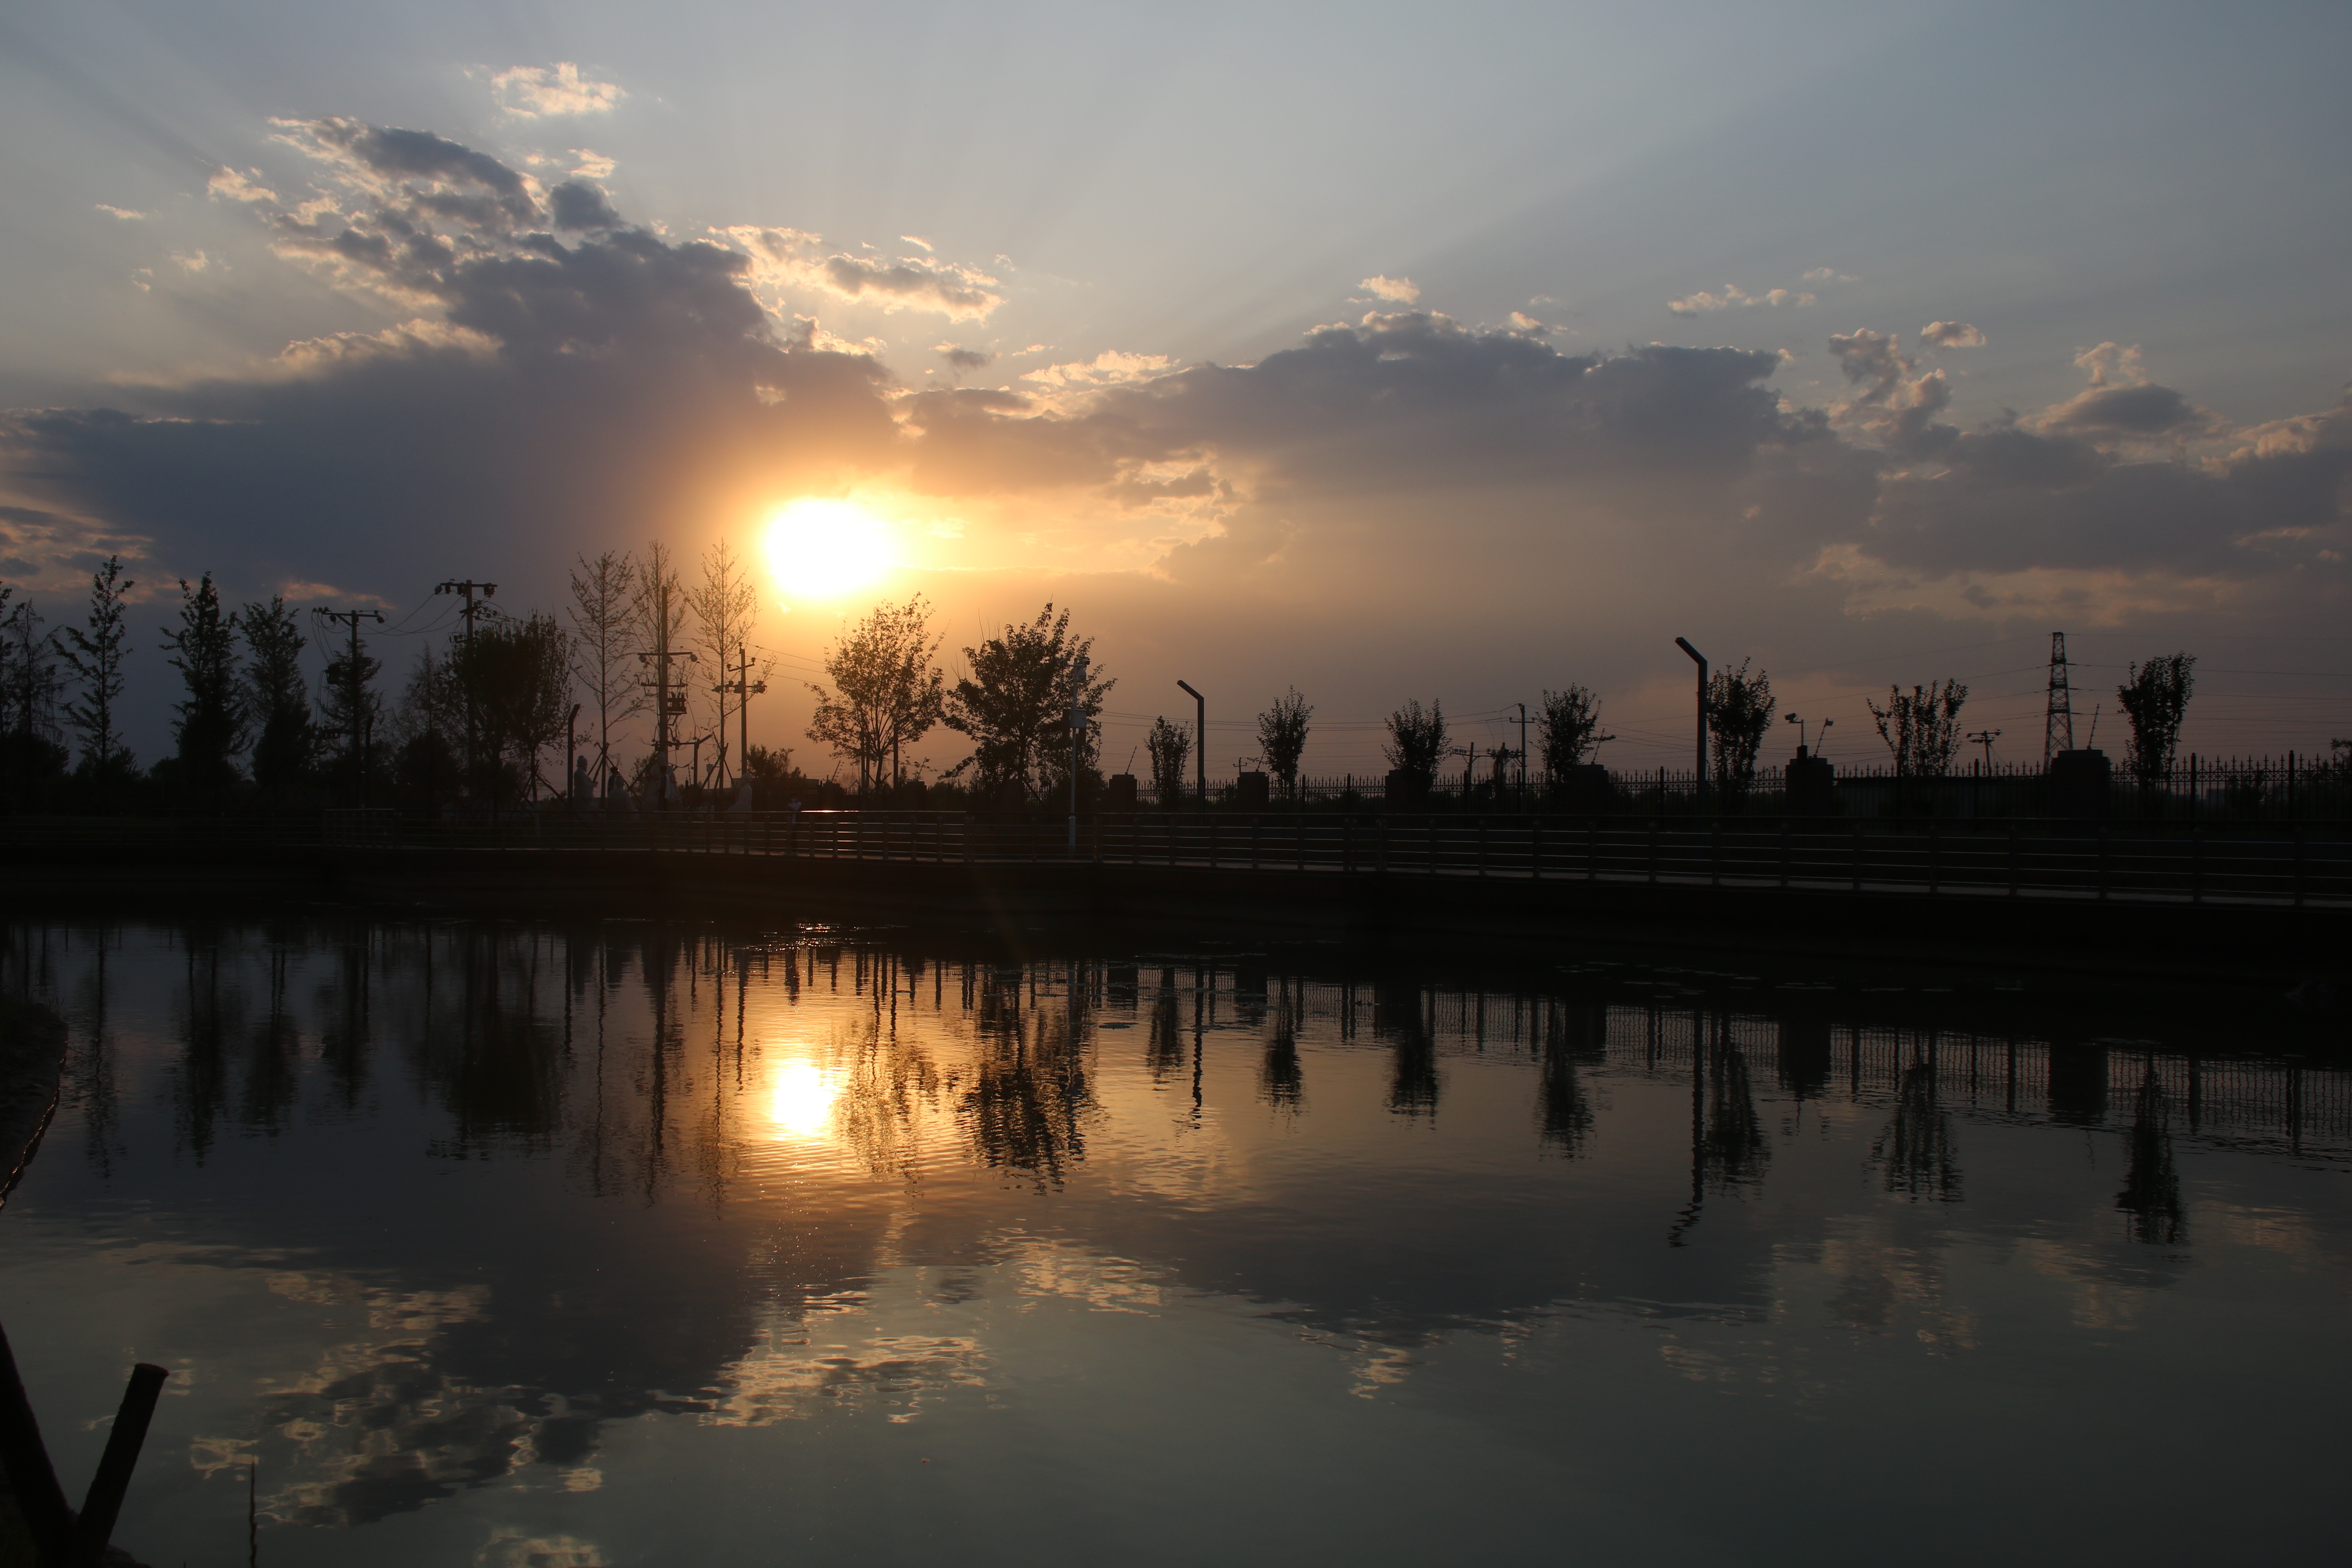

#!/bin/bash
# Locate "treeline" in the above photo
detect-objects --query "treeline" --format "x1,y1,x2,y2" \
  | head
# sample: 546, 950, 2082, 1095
0, 543, 779, 815
0, 547, 2255, 817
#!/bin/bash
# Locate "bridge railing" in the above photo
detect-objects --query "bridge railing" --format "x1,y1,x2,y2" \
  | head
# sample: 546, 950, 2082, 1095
6, 810, 2347, 907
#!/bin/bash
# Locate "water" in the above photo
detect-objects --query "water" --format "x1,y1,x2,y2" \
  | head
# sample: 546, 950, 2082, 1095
3, 917, 2345, 1567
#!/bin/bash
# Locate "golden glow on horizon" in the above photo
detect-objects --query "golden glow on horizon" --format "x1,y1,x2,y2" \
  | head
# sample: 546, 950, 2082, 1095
763, 497, 895, 602
766, 1061, 838, 1140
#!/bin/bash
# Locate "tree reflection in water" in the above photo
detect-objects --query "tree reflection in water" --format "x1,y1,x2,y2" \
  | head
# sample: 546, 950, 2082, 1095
9, 917, 2345, 1550
2117, 1066, 2186, 1245
1873, 1038, 1964, 1203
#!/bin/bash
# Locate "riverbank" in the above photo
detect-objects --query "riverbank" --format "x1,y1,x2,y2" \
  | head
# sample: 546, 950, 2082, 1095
5, 840, 2348, 989
0, 995, 67, 1209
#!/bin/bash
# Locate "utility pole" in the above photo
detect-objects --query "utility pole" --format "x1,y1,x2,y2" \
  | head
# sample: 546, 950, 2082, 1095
636, 624, 695, 807
435, 579, 496, 792
318, 608, 383, 807
1176, 679, 1205, 807
1068, 654, 1089, 852
1675, 637, 1708, 810
1514, 701, 1529, 809
710, 651, 768, 793
2042, 632, 2074, 763
1968, 728, 2002, 771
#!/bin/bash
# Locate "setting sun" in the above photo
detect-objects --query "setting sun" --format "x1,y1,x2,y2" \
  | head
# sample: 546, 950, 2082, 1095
763, 498, 894, 602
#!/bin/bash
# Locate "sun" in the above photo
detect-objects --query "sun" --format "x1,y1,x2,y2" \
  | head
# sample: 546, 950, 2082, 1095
762, 498, 895, 602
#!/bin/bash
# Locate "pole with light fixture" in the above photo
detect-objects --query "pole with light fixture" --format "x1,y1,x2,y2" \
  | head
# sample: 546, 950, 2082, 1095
1068, 654, 1089, 853
1176, 680, 1205, 806
1675, 637, 1707, 812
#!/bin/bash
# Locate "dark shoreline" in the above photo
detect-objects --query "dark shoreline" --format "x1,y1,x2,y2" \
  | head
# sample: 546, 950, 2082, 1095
6, 840, 2348, 1001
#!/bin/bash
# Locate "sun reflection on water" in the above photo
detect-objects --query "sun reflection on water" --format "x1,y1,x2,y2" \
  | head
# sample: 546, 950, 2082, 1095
766, 1061, 838, 1140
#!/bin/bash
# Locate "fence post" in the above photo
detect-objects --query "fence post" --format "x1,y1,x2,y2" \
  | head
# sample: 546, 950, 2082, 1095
1587, 817, 1598, 882
1709, 817, 1720, 887
2293, 824, 2306, 907
2008, 823, 2019, 898
2191, 822, 2202, 905
1851, 820, 1862, 892
2097, 824, 2109, 901
1928, 818, 1939, 895
1532, 818, 1543, 881
1779, 819, 1789, 889
1477, 818, 1487, 879
1648, 820, 1659, 885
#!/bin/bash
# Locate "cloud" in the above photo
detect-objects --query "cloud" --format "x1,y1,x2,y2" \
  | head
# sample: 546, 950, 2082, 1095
1358, 275, 1419, 304
207, 167, 278, 204
1019, 350, 1174, 389
900, 235, 934, 252
1668, 283, 1818, 316
491, 64, 624, 120
1919, 321, 1985, 348
1506, 311, 1547, 334
171, 250, 213, 273
7, 107, 2346, 723
95, 204, 143, 221
1802, 267, 1855, 283
568, 150, 616, 180
720, 227, 1004, 321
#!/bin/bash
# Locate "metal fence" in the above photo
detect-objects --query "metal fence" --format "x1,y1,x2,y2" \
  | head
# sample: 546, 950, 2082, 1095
1146, 750, 2352, 820
267, 809, 2352, 909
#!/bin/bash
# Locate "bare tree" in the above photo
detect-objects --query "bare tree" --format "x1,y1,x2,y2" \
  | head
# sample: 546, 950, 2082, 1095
2118, 652, 2195, 786
1256, 687, 1312, 800
0, 587, 68, 807
1866, 680, 1969, 779
59, 555, 136, 782
1537, 685, 1612, 779
806, 597, 946, 793
1706, 660, 1775, 798
688, 537, 759, 785
568, 550, 642, 779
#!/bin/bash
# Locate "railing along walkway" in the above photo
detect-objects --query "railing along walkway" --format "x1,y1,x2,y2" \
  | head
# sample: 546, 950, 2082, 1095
295, 811, 2352, 911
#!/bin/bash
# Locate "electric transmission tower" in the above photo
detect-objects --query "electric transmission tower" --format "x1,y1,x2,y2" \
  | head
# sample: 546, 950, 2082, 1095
2042, 631, 2074, 764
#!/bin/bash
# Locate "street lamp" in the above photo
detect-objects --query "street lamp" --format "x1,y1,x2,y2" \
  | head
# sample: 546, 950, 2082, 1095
1675, 637, 1708, 809
1176, 679, 1205, 807
1068, 654, 1089, 852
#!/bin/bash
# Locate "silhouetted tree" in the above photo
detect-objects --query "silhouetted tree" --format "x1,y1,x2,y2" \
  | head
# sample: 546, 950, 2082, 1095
567, 550, 642, 779
807, 597, 944, 793
942, 604, 1111, 804
1537, 684, 1612, 780
391, 644, 462, 810
1866, 679, 1969, 778
463, 612, 573, 807
1145, 715, 1190, 808
689, 537, 761, 785
59, 555, 136, 788
1256, 687, 1311, 800
318, 618, 384, 804
1383, 699, 1448, 792
0, 587, 69, 808
1705, 660, 1774, 800
241, 595, 312, 804
160, 573, 246, 808
2118, 652, 2195, 788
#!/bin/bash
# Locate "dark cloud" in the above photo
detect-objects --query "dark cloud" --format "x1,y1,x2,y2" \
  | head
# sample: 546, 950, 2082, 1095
939, 345, 994, 370
547, 180, 622, 234
2042, 382, 2210, 438
906, 312, 1797, 499
1861, 399, 2352, 575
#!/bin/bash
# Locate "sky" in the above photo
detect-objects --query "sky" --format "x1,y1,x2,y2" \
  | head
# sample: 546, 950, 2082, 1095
2, 0, 2348, 779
